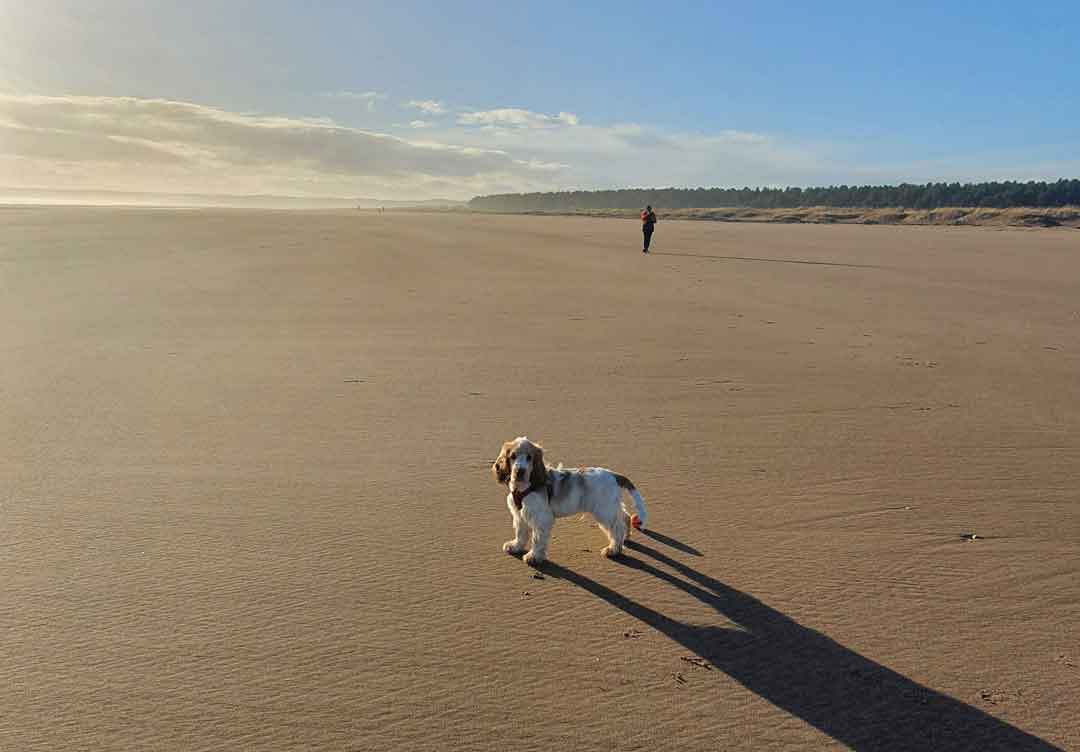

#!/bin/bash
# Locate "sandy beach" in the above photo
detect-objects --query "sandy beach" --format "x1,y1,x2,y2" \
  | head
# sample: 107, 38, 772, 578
2, 207, 1077, 750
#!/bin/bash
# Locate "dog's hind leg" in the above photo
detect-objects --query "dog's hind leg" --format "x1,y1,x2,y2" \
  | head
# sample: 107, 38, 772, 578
597, 507, 628, 558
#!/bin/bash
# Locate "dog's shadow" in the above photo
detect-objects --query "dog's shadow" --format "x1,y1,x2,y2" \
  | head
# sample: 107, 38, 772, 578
541, 540, 1059, 751
639, 527, 702, 556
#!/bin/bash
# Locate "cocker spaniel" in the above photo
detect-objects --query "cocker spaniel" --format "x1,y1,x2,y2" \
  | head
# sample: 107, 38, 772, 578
491, 436, 648, 566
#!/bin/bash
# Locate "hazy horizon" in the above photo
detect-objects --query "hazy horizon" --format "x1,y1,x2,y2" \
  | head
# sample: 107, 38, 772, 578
0, 185, 465, 209
2, 2, 1078, 201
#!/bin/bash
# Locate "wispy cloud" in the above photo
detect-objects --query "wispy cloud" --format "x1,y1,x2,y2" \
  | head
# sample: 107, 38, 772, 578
418, 116, 829, 189
408, 120, 434, 129
323, 90, 387, 112
0, 94, 563, 199
406, 99, 446, 115
513, 158, 570, 171
458, 108, 579, 128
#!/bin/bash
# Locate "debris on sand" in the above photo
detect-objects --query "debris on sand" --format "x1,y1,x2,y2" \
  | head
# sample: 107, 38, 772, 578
681, 656, 713, 670
979, 689, 1007, 704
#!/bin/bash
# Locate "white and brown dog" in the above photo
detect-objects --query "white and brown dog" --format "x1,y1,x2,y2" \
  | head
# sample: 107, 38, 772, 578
492, 436, 648, 566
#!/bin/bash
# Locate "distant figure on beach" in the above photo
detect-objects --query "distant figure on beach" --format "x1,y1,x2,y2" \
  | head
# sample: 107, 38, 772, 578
640, 205, 657, 254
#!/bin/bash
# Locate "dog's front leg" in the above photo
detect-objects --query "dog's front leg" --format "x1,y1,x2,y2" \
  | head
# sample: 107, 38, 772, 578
520, 500, 553, 567
503, 497, 531, 556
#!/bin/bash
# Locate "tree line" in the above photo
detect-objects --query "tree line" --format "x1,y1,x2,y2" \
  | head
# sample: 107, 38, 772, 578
469, 179, 1080, 211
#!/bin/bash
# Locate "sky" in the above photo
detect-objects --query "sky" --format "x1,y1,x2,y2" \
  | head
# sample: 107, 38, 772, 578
1, 0, 1078, 201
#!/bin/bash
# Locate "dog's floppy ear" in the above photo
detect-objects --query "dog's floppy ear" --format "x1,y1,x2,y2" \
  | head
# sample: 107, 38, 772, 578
492, 441, 512, 484
530, 443, 547, 488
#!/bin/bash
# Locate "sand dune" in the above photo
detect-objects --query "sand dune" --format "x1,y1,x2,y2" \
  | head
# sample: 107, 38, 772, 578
2, 207, 1077, 750
470, 204, 1080, 228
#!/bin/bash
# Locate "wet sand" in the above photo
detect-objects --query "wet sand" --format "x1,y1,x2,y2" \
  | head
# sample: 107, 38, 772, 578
2, 207, 1077, 750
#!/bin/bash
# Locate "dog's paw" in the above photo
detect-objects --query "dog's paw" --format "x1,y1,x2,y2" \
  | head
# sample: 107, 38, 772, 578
601, 545, 623, 559
503, 540, 527, 555
523, 550, 545, 567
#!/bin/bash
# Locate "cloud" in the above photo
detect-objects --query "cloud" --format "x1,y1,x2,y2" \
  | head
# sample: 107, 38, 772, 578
417, 116, 830, 189
408, 120, 434, 128
0, 94, 565, 199
324, 90, 386, 112
513, 158, 569, 171
0, 122, 193, 164
458, 108, 579, 129
406, 99, 446, 115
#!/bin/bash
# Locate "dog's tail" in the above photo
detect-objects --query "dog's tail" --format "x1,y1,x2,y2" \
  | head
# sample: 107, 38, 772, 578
613, 473, 648, 529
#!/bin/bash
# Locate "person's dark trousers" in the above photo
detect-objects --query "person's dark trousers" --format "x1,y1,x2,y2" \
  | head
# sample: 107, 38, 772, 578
643, 225, 654, 252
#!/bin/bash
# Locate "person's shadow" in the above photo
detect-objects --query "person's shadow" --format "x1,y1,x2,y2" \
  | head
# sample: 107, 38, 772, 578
541, 537, 1060, 751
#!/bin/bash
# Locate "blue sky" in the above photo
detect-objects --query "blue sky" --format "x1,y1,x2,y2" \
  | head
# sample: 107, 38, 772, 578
2, 1, 1078, 199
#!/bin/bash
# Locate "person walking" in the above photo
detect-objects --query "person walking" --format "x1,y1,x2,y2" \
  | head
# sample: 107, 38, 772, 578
640, 204, 657, 253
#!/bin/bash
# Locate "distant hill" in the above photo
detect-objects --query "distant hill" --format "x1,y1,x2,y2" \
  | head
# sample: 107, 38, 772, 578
0, 187, 465, 210
470, 180, 1080, 212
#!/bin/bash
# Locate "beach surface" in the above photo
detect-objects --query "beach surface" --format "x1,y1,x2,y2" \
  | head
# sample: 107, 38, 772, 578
3, 207, 1078, 750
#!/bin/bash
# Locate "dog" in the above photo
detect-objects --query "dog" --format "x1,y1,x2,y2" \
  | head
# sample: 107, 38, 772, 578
491, 436, 648, 566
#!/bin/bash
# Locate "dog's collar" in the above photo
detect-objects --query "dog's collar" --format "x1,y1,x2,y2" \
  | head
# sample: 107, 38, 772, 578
511, 482, 546, 509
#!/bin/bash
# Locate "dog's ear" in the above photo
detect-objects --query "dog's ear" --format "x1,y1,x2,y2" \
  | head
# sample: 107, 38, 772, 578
492, 441, 511, 484
530, 443, 547, 487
